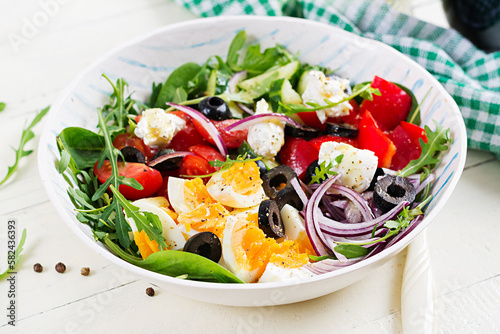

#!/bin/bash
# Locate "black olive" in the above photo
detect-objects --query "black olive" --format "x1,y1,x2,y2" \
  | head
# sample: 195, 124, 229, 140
183, 232, 222, 263
258, 199, 285, 239
198, 96, 231, 121
255, 159, 268, 176
325, 122, 359, 139
373, 175, 416, 213
284, 124, 321, 139
303, 159, 326, 185
276, 186, 303, 211
119, 146, 146, 163
148, 149, 184, 171
367, 168, 385, 191
261, 165, 298, 199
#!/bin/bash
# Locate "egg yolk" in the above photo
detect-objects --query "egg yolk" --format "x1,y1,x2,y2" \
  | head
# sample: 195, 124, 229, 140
221, 161, 262, 195
177, 203, 229, 238
269, 240, 310, 269
134, 230, 160, 260
183, 177, 215, 210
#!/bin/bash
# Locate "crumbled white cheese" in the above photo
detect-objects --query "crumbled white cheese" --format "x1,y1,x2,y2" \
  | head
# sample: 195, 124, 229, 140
134, 108, 186, 148
301, 70, 352, 123
246, 99, 285, 160
318, 141, 378, 193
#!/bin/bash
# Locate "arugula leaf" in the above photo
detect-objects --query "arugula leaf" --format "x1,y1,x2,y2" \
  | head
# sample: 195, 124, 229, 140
333, 244, 370, 258
155, 62, 202, 107
398, 121, 451, 177
0, 102, 5, 112
280, 83, 379, 115
103, 236, 243, 283
0, 106, 49, 187
309, 154, 343, 185
0, 229, 26, 280
102, 74, 138, 129
58, 127, 105, 170
241, 43, 293, 77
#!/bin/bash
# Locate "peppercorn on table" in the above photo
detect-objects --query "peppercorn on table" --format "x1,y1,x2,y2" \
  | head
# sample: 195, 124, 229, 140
1, 0, 500, 333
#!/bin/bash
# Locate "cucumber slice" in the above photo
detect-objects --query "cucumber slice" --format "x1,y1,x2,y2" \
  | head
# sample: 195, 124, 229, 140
297, 69, 313, 96
269, 78, 302, 113
238, 61, 299, 99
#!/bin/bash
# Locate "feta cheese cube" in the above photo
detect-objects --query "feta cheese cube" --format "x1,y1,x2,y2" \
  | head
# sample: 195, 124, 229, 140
134, 108, 186, 148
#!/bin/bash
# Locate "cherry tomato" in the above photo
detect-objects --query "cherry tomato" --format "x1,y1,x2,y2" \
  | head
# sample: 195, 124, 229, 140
168, 123, 210, 151
193, 119, 248, 149
360, 76, 412, 131
178, 155, 215, 180
278, 137, 318, 181
113, 133, 156, 161
400, 121, 428, 146
93, 161, 163, 200
188, 145, 226, 165
388, 125, 422, 171
308, 135, 358, 152
357, 110, 396, 168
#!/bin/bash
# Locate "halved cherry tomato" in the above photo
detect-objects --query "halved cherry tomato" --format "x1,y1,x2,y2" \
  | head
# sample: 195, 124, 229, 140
167, 123, 210, 152
308, 135, 358, 152
357, 110, 396, 168
389, 125, 422, 171
278, 137, 318, 181
400, 121, 428, 146
113, 133, 156, 161
188, 145, 226, 166
93, 161, 163, 200
178, 155, 215, 180
193, 119, 248, 149
360, 76, 412, 131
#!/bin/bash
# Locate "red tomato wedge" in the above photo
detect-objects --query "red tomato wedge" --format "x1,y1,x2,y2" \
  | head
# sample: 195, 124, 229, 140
168, 123, 210, 151
360, 76, 412, 131
188, 145, 226, 165
192, 119, 248, 149
400, 121, 428, 146
278, 137, 318, 181
94, 161, 163, 200
357, 110, 396, 168
113, 133, 156, 161
308, 135, 358, 152
388, 125, 422, 171
297, 111, 326, 131
178, 155, 215, 181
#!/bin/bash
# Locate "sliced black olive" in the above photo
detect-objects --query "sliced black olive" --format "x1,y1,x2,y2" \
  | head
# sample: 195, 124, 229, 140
258, 199, 285, 239
276, 186, 303, 211
284, 124, 321, 140
119, 146, 146, 163
367, 168, 385, 191
261, 165, 298, 199
199, 96, 231, 121
325, 122, 359, 139
373, 175, 416, 213
255, 159, 268, 177
148, 149, 184, 171
303, 159, 327, 185
183, 232, 222, 263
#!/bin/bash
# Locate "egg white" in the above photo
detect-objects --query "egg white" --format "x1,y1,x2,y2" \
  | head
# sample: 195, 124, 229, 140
258, 262, 314, 283
280, 204, 306, 241
167, 177, 191, 214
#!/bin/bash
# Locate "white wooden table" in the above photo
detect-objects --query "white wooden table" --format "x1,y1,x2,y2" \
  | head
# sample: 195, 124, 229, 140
1, 1, 499, 333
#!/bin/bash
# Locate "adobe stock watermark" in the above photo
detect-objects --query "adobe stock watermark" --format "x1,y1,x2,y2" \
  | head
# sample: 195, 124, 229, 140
7, 0, 71, 54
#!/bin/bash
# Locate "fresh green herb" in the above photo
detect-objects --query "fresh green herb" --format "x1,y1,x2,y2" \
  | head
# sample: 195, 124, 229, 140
308, 254, 335, 261
398, 121, 451, 177
333, 244, 370, 258
103, 235, 243, 283
0, 102, 5, 112
308, 154, 344, 185
102, 74, 138, 130
0, 229, 26, 280
58, 127, 105, 170
280, 83, 380, 115
155, 62, 202, 107
407, 87, 432, 125
0, 106, 49, 187
226, 30, 246, 72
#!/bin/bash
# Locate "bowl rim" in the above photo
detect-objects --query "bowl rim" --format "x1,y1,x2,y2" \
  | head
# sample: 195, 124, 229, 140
38, 15, 467, 292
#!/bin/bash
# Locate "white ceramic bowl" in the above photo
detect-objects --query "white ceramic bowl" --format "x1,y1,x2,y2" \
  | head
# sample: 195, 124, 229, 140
38, 16, 467, 306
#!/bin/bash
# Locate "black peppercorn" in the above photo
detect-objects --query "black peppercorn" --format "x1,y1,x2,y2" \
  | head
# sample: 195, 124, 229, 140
146, 287, 155, 297
80, 267, 90, 276
33, 263, 43, 273
55, 262, 66, 273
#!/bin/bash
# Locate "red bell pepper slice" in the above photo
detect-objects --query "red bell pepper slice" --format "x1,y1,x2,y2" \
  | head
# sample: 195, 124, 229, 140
357, 110, 396, 168
278, 137, 318, 181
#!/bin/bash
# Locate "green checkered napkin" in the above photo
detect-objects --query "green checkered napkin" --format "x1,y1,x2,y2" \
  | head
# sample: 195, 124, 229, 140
173, 0, 500, 158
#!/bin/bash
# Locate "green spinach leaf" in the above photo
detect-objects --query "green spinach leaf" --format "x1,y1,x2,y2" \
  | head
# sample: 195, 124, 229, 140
58, 127, 105, 170
155, 62, 202, 107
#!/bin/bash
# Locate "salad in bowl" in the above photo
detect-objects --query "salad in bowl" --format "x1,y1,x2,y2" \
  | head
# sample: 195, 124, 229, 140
55, 30, 450, 284
39, 16, 465, 305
